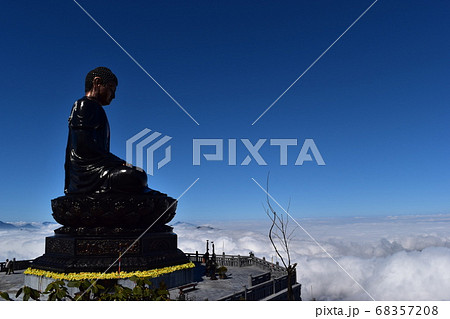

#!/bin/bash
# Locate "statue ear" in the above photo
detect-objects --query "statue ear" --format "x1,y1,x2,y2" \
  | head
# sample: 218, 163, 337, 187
92, 77, 102, 86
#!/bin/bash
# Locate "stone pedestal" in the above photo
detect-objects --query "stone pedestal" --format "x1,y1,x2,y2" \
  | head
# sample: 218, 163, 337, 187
31, 230, 188, 273
51, 191, 177, 229
26, 191, 194, 292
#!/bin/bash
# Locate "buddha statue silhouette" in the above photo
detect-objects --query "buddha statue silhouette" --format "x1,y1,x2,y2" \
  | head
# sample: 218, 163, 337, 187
64, 67, 148, 194
52, 67, 176, 231
31, 67, 186, 275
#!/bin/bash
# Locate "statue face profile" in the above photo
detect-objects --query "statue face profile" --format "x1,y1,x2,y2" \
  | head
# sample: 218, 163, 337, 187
87, 77, 117, 106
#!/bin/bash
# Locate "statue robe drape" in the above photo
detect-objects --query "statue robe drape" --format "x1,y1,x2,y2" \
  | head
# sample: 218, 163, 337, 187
64, 96, 146, 194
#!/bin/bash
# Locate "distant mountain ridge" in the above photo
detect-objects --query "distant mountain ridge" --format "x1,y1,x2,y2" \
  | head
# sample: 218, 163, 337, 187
171, 221, 216, 230
0, 221, 56, 230
0, 221, 16, 229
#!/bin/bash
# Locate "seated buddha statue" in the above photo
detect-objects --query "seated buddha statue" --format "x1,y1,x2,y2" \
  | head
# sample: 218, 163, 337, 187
64, 67, 148, 194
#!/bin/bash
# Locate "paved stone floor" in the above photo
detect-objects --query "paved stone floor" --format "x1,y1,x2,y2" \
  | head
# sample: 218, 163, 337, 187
0, 270, 25, 301
169, 266, 267, 301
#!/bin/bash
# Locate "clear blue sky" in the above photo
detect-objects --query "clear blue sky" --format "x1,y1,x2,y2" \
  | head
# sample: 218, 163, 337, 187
0, 0, 449, 222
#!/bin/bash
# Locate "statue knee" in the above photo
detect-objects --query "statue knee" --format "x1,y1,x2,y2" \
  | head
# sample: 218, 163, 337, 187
109, 166, 148, 193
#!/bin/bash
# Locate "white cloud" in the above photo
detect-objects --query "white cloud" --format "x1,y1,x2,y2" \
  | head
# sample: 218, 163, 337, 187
0, 222, 58, 261
2, 214, 450, 300
175, 215, 450, 300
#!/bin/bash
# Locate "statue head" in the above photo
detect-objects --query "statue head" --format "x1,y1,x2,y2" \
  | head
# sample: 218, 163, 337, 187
85, 67, 118, 106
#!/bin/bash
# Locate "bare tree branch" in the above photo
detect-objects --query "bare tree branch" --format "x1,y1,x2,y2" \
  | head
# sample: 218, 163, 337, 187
264, 173, 298, 300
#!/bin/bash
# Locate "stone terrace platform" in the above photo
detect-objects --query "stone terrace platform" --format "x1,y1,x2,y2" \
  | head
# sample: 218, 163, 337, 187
169, 252, 300, 301
169, 265, 267, 301
1, 253, 300, 301
0, 270, 26, 301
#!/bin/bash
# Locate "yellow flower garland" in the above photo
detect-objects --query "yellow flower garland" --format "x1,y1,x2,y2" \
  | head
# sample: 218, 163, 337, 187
24, 262, 195, 281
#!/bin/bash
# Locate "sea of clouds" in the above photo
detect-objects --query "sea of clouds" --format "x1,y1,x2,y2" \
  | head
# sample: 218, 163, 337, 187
2, 214, 450, 301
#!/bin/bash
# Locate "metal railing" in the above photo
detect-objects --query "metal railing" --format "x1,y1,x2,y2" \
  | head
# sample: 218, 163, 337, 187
218, 272, 299, 301
186, 251, 287, 277
249, 272, 271, 287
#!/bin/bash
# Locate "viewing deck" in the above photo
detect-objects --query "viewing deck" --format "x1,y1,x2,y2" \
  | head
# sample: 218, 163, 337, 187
0, 253, 301, 301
